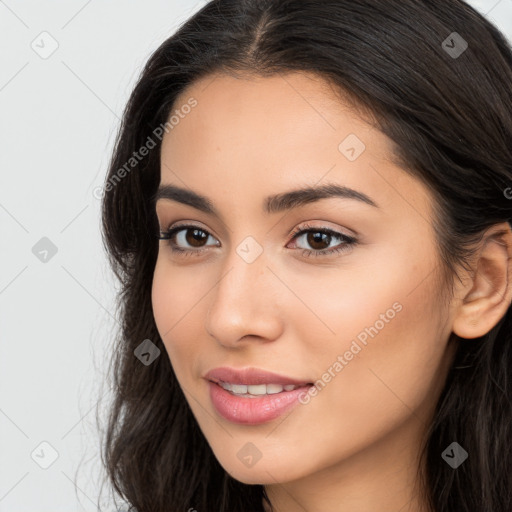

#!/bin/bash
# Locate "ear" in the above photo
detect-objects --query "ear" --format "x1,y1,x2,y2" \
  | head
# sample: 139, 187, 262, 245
452, 222, 512, 339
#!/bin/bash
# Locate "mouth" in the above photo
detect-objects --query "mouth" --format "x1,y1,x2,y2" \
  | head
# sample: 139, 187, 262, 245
204, 366, 314, 395
209, 379, 313, 398
206, 376, 315, 425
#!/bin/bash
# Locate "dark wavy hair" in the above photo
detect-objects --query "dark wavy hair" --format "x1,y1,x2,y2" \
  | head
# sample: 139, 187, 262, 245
97, 1, 512, 510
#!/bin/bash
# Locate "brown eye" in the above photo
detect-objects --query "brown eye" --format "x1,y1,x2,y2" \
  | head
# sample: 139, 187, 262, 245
183, 228, 209, 247
289, 224, 357, 258
305, 231, 332, 251
158, 224, 220, 253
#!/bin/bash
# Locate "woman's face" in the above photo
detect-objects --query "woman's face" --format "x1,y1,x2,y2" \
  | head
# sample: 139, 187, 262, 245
152, 71, 458, 488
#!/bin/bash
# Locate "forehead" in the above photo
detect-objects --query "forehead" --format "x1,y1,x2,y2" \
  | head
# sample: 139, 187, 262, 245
171, 71, 388, 141
162, 71, 393, 167
159, 71, 433, 222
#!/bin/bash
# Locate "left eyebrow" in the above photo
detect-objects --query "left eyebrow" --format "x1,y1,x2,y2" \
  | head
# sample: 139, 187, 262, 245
152, 182, 379, 216
265, 182, 379, 213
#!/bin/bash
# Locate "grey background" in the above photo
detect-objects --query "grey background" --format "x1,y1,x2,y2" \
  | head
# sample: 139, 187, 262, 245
1, 1, 511, 510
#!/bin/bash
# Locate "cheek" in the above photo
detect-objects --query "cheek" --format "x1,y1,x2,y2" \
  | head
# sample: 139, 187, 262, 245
151, 252, 205, 328
283, 244, 438, 359
287, 245, 448, 405
151, 256, 206, 372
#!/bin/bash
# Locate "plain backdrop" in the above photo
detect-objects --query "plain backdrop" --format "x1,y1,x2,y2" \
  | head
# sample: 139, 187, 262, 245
1, 1, 511, 510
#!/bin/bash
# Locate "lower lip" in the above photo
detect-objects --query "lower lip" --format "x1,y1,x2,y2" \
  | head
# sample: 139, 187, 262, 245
208, 381, 312, 425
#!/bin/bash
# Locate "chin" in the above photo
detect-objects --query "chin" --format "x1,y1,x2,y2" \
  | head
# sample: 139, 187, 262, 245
228, 468, 281, 486
215, 455, 303, 486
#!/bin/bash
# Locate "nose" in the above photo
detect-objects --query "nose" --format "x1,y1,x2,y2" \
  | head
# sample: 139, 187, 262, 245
204, 243, 284, 347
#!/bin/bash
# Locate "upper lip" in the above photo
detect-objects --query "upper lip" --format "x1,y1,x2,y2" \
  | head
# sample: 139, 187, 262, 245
204, 366, 313, 387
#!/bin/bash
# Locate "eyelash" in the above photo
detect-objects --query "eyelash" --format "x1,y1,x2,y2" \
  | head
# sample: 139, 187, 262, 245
158, 222, 357, 258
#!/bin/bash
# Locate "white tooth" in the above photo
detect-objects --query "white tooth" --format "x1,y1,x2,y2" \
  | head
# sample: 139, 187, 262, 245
220, 381, 232, 391
247, 384, 267, 395
231, 384, 248, 394
266, 384, 285, 394
224, 383, 298, 396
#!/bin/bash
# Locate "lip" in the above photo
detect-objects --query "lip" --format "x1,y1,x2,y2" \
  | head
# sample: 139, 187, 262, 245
207, 381, 313, 425
203, 366, 312, 387
204, 367, 314, 425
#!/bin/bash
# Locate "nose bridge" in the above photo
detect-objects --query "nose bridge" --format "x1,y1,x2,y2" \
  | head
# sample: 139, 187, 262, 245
205, 234, 283, 344
219, 232, 269, 294
211, 236, 269, 316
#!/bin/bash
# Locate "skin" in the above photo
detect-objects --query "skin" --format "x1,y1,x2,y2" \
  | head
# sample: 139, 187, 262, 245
151, 71, 512, 512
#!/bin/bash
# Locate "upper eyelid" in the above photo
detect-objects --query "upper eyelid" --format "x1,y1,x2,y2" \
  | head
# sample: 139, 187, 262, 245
290, 222, 349, 236
160, 221, 218, 239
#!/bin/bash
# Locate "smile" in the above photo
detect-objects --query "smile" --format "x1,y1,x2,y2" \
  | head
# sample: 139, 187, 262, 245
218, 381, 301, 397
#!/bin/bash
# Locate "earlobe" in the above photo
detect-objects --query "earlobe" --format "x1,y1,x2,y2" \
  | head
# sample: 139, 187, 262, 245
452, 223, 512, 340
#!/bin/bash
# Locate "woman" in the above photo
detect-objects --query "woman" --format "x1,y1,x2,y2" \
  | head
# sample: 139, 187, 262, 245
98, 1, 512, 510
